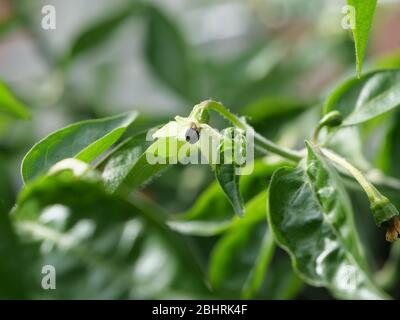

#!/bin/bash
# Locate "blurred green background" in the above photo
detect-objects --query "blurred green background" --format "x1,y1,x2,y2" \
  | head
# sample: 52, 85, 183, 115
1, 0, 400, 299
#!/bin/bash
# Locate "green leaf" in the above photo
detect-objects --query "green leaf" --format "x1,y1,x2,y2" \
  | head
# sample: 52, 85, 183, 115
99, 134, 186, 193
168, 160, 284, 236
377, 112, 400, 178
21, 112, 137, 183
324, 69, 400, 126
268, 142, 388, 299
258, 256, 303, 299
242, 96, 308, 125
215, 128, 245, 216
144, 7, 193, 99
13, 171, 208, 299
66, 4, 141, 61
97, 132, 149, 192
215, 163, 243, 216
0, 206, 37, 298
347, 0, 377, 77
209, 191, 274, 298
0, 80, 30, 119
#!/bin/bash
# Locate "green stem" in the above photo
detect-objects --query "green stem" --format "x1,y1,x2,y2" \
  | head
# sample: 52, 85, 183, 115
202, 100, 303, 162
202, 100, 248, 130
198, 100, 400, 194
322, 148, 385, 202
312, 111, 343, 144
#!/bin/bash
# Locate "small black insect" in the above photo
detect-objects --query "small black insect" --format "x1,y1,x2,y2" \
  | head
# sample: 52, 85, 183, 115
185, 124, 200, 144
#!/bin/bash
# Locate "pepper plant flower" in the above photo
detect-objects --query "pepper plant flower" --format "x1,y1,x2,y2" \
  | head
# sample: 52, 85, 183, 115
152, 102, 222, 165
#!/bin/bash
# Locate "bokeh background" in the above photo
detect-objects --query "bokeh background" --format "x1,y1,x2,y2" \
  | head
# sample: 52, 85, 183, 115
1, 0, 400, 299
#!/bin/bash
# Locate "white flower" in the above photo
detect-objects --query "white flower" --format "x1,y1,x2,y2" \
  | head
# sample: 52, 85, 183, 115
152, 105, 221, 165
152, 115, 220, 142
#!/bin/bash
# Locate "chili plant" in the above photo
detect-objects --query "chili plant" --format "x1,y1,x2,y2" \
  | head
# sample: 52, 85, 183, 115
1, 0, 400, 300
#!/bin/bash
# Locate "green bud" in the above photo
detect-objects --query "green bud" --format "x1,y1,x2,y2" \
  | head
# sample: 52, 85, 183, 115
371, 197, 399, 226
189, 104, 210, 124
319, 111, 343, 128
313, 111, 343, 143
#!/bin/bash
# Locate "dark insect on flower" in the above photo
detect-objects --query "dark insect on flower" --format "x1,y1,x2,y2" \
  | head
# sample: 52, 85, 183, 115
185, 124, 200, 144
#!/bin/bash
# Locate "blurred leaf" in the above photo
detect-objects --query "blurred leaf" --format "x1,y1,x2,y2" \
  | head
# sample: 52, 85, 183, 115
243, 96, 308, 125
215, 128, 245, 216
375, 241, 400, 293
377, 112, 400, 178
375, 50, 400, 69
169, 160, 284, 236
144, 7, 194, 99
0, 204, 37, 298
209, 191, 274, 298
347, 0, 377, 77
325, 127, 370, 171
257, 254, 303, 299
0, 15, 21, 38
0, 158, 15, 212
268, 142, 388, 299
324, 69, 400, 126
241, 230, 275, 299
13, 171, 208, 299
22, 112, 137, 183
0, 80, 30, 119
67, 4, 141, 61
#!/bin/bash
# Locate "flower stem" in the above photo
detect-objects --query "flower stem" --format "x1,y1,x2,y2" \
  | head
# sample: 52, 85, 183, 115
198, 100, 400, 195
201, 100, 303, 162
201, 100, 248, 129
322, 148, 382, 202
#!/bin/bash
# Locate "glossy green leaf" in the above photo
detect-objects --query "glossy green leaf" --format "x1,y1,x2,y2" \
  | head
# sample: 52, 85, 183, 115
324, 69, 400, 126
0, 80, 30, 119
97, 133, 149, 192
215, 128, 245, 216
215, 162, 243, 216
209, 191, 274, 298
99, 134, 186, 193
268, 142, 388, 299
347, 0, 377, 77
144, 7, 193, 99
21, 112, 137, 183
13, 171, 208, 299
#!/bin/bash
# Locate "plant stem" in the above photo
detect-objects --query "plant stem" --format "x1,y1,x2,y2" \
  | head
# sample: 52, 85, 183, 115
202, 100, 248, 129
202, 100, 303, 162
322, 148, 385, 202
254, 132, 303, 162
200, 100, 400, 194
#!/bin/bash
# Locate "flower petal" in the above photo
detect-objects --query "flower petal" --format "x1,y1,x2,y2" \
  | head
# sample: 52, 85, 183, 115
175, 116, 192, 126
152, 121, 180, 139
198, 124, 221, 166
199, 124, 221, 141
